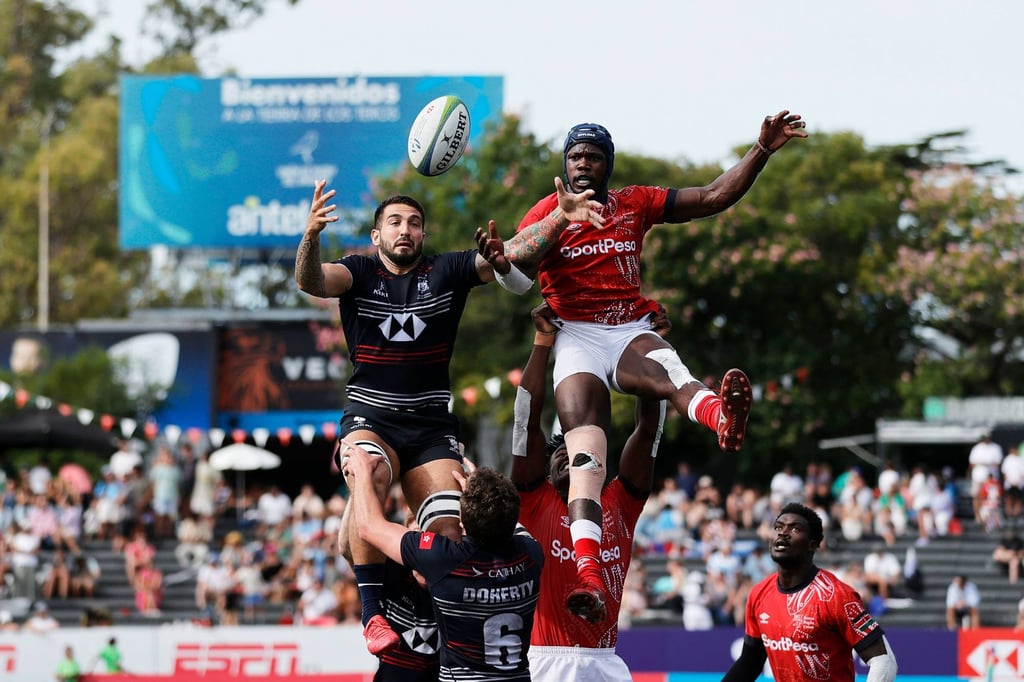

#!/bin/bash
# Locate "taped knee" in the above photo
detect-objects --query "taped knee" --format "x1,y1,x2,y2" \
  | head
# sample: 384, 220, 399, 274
416, 490, 463, 532
645, 348, 695, 390
336, 439, 394, 488
571, 451, 602, 471
565, 425, 606, 472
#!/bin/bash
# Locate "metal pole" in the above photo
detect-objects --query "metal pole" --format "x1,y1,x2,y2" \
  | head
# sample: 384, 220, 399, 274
38, 111, 53, 332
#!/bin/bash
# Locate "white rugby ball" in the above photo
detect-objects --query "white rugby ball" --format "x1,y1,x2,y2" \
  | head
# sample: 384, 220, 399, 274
408, 95, 471, 176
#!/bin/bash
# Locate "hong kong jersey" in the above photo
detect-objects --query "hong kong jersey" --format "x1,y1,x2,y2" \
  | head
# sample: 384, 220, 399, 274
377, 558, 439, 678
518, 186, 673, 325
518, 478, 644, 648
335, 251, 483, 410
400, 529, 544, 681
744, 567, 884, 682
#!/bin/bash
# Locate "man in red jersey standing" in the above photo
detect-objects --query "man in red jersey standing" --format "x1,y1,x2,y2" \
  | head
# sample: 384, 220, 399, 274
511, 303, 665, 681
722, 502, 898, 682
499, 111, 807, 622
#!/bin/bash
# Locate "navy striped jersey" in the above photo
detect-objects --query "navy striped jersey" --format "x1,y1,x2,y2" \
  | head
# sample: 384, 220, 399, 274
400, 530, 544, 681
335, 250, 483, 411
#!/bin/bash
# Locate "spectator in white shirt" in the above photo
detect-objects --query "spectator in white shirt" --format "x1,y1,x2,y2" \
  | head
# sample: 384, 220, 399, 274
945, 574, 980, 629
1001, 446, 1024, 523
297, 577, 338, 626
257, 484, 292, 529
863, 544, 902, 600
969, 434, 1003, 522
769, 463, 803, 507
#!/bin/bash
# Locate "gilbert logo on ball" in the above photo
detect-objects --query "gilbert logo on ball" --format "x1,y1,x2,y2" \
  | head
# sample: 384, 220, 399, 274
408, 95, 471, 176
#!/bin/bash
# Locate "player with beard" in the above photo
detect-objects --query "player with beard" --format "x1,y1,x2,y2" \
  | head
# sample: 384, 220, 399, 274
511, 302, 666, 681
495, 112, 807, 623
297, 186, 576, 654
721, 502, 898, 682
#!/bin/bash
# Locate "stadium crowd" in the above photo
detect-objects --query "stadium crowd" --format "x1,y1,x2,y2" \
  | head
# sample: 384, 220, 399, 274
0, 434, 1022, 631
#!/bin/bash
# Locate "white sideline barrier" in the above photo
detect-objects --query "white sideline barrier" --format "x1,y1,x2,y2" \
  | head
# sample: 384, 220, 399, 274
0, 623, 379, 680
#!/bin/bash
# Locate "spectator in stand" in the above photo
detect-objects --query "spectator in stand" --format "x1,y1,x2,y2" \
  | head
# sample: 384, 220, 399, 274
27, 456, 52, 496
24, 601, 59, 632
68, 553, 101, 598
174, 512, 211, 568
945, 574, 980, 630
650, 559, 687, 613
41, 547, 71, 599
55, 491, 83, 555
109, 440, 143, 482
92, 467, 126, 550
704, 569, 734, 625
724, 574, 754, 626
619, 559, 648, 630
977, 471, 1004, 533
10, 518, 40, 601
931, 470, 958, 539
234, 550, 268, 623
742, 545, 775, 584
196, 555, 233, 622
27, 493, 61, 550
133, 556, 163, 616
258, 484, 293, 531
863, 544, 902, 601
992, 528, 1024, 584
707, 540, 743, 585
0, 610, 17, 632
219, 530, 246, 568
769, 463, 803, 507
837, 468, 874, 543
292, 483, 326, 521
189, 449, 220, 533
57, 458, 93, 509
969, 434, 1003, 522
906, 464, 939, 547
699, 507, 737, 560
873, 485, 908, 547
123, 527, 156, 583
725, 483, 755, 530
178, 442, 197, 518
1003, 446, 1024, 523
876, 460, 901, 499
687, 475, 723, 533
297, 576, 338, 626
681, 573, 713, 631
149, 445, 182, 540
675, 461, 699, 502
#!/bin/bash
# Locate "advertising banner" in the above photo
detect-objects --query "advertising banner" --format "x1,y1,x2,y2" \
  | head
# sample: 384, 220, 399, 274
119, 75, 503, 250
216, 321, 346, 432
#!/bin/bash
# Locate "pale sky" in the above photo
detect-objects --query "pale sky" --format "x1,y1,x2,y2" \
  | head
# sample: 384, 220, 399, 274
81, 0, 1024, 175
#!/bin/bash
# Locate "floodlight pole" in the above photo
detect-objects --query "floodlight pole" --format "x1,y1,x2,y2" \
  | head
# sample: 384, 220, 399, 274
38, 110, 54, 332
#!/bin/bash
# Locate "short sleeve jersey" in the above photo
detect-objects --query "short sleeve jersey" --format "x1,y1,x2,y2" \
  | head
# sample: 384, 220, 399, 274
744, 568, 883, 682
518, 478, 643, 648
377, 558, 439, 678
335, 250, 483, 410
517, 186, 672, 325
400, 530, 544, 680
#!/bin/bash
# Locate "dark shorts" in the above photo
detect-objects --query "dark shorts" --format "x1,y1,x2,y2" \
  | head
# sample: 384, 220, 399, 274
374, 662, 440, 682
341, 402, 462, 476
1005, 485, 1024, 502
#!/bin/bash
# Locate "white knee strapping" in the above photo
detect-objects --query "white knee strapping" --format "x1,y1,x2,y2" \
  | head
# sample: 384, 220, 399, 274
416, 490, 463, 532
569, 519, 602, 544
338, 439, 394, 487
512, 385, 532, 457
686, 389, 716, 423
645, 348, 695, 390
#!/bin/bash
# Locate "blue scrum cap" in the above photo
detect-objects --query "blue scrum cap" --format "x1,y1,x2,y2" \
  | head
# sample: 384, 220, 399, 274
563, 122, 615, 181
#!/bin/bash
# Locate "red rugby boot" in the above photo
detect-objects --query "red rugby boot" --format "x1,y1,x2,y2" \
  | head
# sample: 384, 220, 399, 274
717, 368, 752, 453
566, 581, 608, 624
363, 614, 400, 655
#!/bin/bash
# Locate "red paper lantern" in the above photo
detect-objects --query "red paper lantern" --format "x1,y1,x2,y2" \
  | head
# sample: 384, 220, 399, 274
460, 386, 478, 406
99, 414, 115, 431
506, 368, 523, 388
277, 428, 292, 447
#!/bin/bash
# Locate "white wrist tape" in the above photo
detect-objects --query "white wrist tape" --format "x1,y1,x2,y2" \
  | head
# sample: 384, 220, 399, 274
512, 386, 531, 457
865, 636, 898, 682
494, 263, 533, 294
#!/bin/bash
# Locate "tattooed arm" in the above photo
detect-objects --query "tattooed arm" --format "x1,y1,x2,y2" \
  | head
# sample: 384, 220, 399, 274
295, 180, 352, 298
505, 177, 606, 277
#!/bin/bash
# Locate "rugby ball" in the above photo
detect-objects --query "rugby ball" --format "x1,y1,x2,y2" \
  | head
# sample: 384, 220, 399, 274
408, 95, 471, 176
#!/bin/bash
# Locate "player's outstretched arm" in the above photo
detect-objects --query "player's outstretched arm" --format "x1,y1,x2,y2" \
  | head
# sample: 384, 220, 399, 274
668, 110, 808, 224
344, 440, 407, 564
295, 179, 352, 298
862, 636, 898, 682
474, 220, 533, 294
511, 304, 558, 488
720, 638, 768, 682
505, 177, 606, 275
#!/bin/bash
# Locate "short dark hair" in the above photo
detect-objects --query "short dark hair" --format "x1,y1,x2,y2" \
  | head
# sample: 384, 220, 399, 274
460, 467, 520, 549
373, 195, 425, 228
779, 502, 824, 546
545, 432, 566, 458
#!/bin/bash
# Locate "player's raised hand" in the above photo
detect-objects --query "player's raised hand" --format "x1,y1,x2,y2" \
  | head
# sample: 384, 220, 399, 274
475, 220, 511, 275
758, 110, 808, 152
306, 179, 339, 235
531, 302, 559, 335
554, 177, 607, 228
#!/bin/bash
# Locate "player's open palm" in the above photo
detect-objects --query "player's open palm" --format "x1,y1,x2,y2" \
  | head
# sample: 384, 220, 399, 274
759, 110, 808, 152
306, 179, 338, 235
554, 177, 607, 228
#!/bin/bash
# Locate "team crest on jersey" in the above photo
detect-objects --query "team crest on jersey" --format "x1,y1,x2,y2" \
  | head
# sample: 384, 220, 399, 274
559, 515, 570, 528
419, 532, 435, 549
379, 312, 426, 341
417, 275, 431, 299
566, 222, 584, 232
